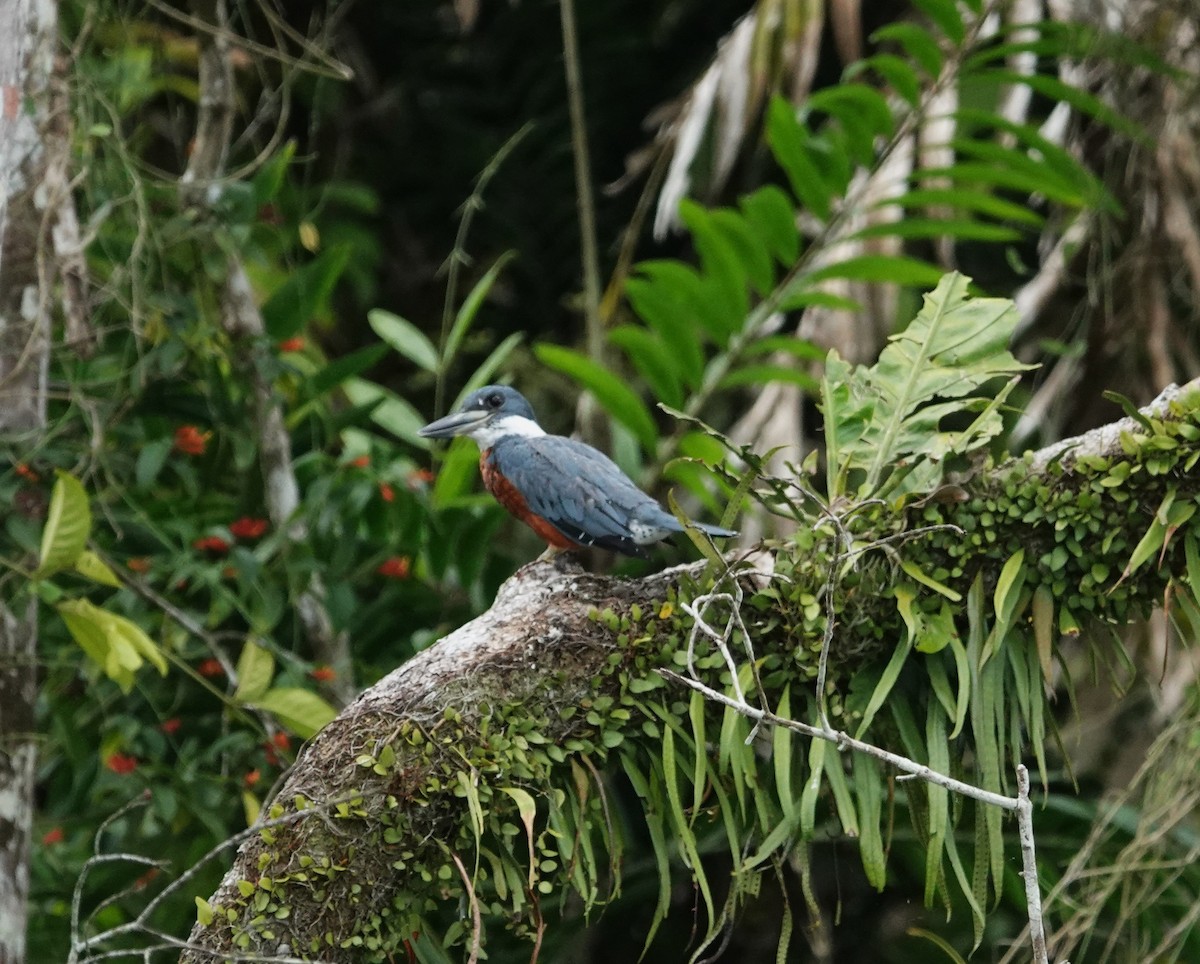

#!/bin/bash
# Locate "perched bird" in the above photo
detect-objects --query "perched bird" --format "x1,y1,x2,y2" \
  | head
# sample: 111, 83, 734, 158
418, 386, 737, 559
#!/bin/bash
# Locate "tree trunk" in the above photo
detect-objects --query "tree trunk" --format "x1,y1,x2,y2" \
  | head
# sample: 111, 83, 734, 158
0, 0, 57, 959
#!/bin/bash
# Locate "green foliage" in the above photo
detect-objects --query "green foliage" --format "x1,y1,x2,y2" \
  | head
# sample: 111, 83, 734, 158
534, 8, 1136, 520
10, 7, 516, 958
13, 1, 1190, 962
188, 281, 1200, 961
822, 272, 1031, 500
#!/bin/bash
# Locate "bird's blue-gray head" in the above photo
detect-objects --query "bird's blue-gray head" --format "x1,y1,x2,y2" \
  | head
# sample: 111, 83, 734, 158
418, 386, 544, 447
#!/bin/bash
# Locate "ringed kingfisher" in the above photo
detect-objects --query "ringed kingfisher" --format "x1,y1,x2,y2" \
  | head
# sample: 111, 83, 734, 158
418, 386, 737, 558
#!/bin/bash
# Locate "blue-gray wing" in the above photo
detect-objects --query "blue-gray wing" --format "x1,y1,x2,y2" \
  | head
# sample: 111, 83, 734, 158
488, 435, 666, 556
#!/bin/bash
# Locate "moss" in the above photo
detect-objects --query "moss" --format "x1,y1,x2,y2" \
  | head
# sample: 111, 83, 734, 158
193, 398, 1200, 961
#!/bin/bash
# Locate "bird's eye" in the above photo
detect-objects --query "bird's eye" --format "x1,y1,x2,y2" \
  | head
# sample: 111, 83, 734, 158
486, 392, 503, 409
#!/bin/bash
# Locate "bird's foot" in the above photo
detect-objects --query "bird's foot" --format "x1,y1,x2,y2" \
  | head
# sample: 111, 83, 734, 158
514, 546, 583, 575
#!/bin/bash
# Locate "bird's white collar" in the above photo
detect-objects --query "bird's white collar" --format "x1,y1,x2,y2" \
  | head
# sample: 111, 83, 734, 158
467, 413, 546, 448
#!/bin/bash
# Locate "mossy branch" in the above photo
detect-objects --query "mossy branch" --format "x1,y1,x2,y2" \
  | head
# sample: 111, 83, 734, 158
178, 379, 1200, 963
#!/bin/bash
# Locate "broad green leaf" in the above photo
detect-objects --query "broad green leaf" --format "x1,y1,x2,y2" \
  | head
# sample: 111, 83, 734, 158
663, 732, 715, 933
855, 624, 913, 739
709, 208, 775, 294
135, 437, 172, 489
343, 377, 428, 449
801, 255, 945, 290
498, 786, 537, 862
242, 788, 261, 828
444, 252, 515, 366
621, 754, 671, 952
871, 22, 944, 76
913, 0, 964, 43
252, 140, 295, 204
956, 108, 1105, 197
458, 771, 485, 842
1032, 585, 1055, 684
58, 599, 166, 692
766, 97, 832, 221
58, 599, 117, 682
850, 219, 1021, 244
1123, 495, 1172, 578
37, 471, 91, 577
262, 246, 350, 340
252, 687, 337, 739
608, 326, 684, 408
914, 600, 960, 655
822, 746, 859, 837
195, 896, 214, 926
855, 756, 887, 890
738, 185, 800, 265
431, 436, 483, 507
807, 85, 895, 165
716, 364, 819, 393
309, 343, 389, 397
742, 335, 825, 362
800, 739, 825, 838
776, 289, 863, 314
678, 200, 750, 334
918, 162, 1088, 209
108, 612, 168, 676
625, 261, 709, 382
773, 688, 795, 820
233, 639, 275, 702
862, 54, 921, 105
900, 560, 963, 602
974, 68, 1141, 140
993, 549, 1027, 629
74, 550, 121, 588
534, 344, 658, 452
807, 84, 894, 138
949, 138, 1097, 206
820, 272, 1031, 498
878, 188, 1044, 226
369, 309, 439, 373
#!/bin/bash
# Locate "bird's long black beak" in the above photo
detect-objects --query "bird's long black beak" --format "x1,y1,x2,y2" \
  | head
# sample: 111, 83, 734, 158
417, 409, 490, 439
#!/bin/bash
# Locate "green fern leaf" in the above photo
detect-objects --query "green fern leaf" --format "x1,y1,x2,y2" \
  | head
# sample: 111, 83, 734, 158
821, 272, 1032, 498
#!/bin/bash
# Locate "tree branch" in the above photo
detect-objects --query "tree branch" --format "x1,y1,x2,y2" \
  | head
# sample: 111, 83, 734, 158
178, 379, 1200, 962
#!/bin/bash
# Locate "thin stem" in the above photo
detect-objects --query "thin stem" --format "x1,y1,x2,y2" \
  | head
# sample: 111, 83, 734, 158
663, 669, 1018, 810
435, 122, 532, 417
1017, 764, 1050, 964
558, 0, 604, 365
